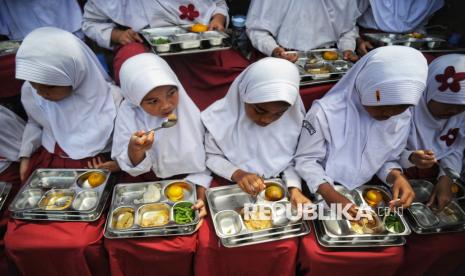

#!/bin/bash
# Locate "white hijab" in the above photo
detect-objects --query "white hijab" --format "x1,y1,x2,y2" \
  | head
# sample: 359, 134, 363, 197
114, 53, 207, 178
0, 106, 25, 162
358, 0, 444, 33
89, 0, 225, 31
313, 46, 427, 189
408, 54, 465, 160
246, 0, 363, 51
0, 0, 82, 40
16, 27, 118, 160
201, 57, 305, 178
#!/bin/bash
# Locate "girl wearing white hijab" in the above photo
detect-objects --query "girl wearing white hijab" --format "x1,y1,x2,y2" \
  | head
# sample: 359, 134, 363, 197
195, 57, 306, 276
399, 54, 465, 210
4, 27, 121, 276
295, 46, 428, 212
82, 0, 228, 49
246, 0, 368, 63
107, 53, 210, 275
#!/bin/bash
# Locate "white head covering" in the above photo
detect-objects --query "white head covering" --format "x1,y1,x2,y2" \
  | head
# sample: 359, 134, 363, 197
313, 46, 427, 189
114, 53, 207, 178
0, 106, 25, 167
358, 0, 444, 33
201, 57, 305, 178
0, 0, 82, 40
89, 0, 226, 31
246, 0, 363, 51
16, 27, 118, 160
408, 54, 465, 159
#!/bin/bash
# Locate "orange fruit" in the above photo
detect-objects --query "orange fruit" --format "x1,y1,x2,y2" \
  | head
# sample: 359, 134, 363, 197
191, 24, 208, 33
451, 183, 459, 194
87, 172, 105, 187
166, 185, 184, 201
322, 51, 338, 60
365, 189, 382, 206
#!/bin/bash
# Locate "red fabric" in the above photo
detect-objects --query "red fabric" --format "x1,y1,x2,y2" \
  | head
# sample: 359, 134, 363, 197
298, 225, 404, 276
113, 42, 150, 85
300, 83, 335, 110
0, 53, 23, 99
4, 146, 110, 276
194, 176, 299, 276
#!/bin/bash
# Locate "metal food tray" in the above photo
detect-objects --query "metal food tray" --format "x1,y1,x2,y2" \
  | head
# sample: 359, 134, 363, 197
406, 179, 465, 234
286, 49, 353, 87
9, 169, 112, 221
363, 33, 446, 50
104, 180, 199, 239
141, 25, 231, 56
313, 185, 411, 247
0, 181, 12, 211
0, 40, 21, 56
206, 179, 311, 248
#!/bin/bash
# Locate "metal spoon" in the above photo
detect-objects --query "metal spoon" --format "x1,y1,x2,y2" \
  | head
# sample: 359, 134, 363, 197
144, 118, 178, 135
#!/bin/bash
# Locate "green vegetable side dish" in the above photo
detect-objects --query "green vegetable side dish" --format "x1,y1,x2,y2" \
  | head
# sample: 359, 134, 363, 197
384, 214, 405, 233
174, 202, 195, 224
152, 38, 171, 45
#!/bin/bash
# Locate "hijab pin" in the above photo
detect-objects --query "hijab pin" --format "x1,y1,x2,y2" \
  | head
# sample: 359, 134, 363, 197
375, 90, 381, 102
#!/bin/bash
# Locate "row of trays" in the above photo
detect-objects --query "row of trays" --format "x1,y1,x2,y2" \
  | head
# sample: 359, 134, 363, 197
363, 33, 445, 50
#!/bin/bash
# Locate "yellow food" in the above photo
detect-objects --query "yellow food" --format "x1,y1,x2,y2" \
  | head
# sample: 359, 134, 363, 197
451, 183, 459, 194
411, 32, 425, 39
244, 210, 272, 231
166, 184, 184, 201
191, 23, 208, 33
41, 193, 73, 210
307, 65, 330, 74
350, 216, 380, 234
364, 189, 383, 206
87, 172, 105, 187
115, 211, 134, 229
322, 51, 338, 60
167, 113, 177, 121
140, 210, 169, 227
265, 185, 283, 201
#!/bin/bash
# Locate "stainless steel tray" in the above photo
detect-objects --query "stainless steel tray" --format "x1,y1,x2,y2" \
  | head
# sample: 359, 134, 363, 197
406, 179, 465, 234
104, 180, 199, 239
0, 181, 12, 211
141, 25, 231, 56
363, 33, 447, 51
313, 185, 411, 247
286, 49, 353, 87
0, 40, 21, 56
9, 169, 112, 221
206, 179, 311, 248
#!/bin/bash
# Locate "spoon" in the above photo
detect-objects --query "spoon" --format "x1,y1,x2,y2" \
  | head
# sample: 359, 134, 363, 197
144, 114, 178, 135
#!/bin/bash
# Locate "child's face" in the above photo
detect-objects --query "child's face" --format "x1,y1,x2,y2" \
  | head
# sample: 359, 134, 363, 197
245, 101, 290, 127
427, 100, 465, 119
30, 82, 72, 101
140, 85, 179, 117
363, 105, 411, 121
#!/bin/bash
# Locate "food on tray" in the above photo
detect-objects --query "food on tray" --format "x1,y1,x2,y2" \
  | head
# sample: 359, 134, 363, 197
152, 37, 171, 45
115, 211, 134, 229
439, 206, 460, 224
264, 185, 284, 201
165, 184, 185, 202
140, 208, 169, 227
407, 32, 425, 39
174, 202, 195, 224
167, 113, 177, 121
322, 51, 338, 60
350, 213, 381, 234
306, 64, 331, 74
243, 209, 272, 231
307, 53, 318, 64
451, 183, 459, 194
384, 213, 405, 233
134, 184, 161, 204
364, 189, 384, 207
191, 23, 209, 33
0, 41, 20, 52
40, 192, 74, 210
85, 172, 106, 188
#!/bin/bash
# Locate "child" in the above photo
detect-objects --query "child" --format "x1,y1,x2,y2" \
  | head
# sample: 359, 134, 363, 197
4, 27, 121, 276
196, 57, 307, 275
294, 46, 428, 275
107, 52, 211, 275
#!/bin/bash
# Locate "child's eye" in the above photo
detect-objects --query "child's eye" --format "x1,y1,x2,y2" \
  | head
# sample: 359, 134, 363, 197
146, 99, 158, 104
168, 90, 177, 96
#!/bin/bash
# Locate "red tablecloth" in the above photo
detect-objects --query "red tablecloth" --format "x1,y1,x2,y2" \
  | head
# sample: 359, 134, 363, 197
4, 146, 109, 276
298, 224, 404, 276
194, 177, 299, 276
0, 53, 23, 99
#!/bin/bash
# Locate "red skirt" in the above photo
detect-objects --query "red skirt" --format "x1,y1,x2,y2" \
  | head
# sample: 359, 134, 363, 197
194, 176, 299, 276
298, 225, 404, 276
0, 53, 23, 99
4, 146, 110, 276
300, 83, 335, 110
113, 42, 150, 85
105, 171, 197, 276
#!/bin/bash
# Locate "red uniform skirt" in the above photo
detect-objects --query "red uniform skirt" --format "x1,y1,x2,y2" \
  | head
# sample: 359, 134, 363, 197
105, 171, 198, 276
4, 146, 110, 276
194, 176, 299, 276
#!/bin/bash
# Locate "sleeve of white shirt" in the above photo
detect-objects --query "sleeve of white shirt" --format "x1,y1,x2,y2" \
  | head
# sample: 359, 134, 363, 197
337, 25, 359, 52
376, 161, 403, 187
399, 149, 415, 169
82, 1, 116, 49
213, 0, 230, 27
294, 106, 335, 194
438, 149, 463, 178
204, 130, 239, 181
283, 165, 302, 190
246, 29, 279, 57
186, 169, 213, 188
19, 115, 42, 158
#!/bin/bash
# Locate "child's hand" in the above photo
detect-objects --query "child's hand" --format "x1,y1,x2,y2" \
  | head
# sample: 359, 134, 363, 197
427, 175, 453, 210
86, 156, 121, 173
111, 28, 143, 45
343, 50, 359, 62
356, 38, 374, 56
409, 150, 436, 169
272, 47, 298, 63
317, 183, 359, 219
289, 187, 312, 207
19, 157, 30, 183
129, 130, 155, 152
389, 170, 415, 208
209, 14, 226, 31
232, 169, 266, 196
